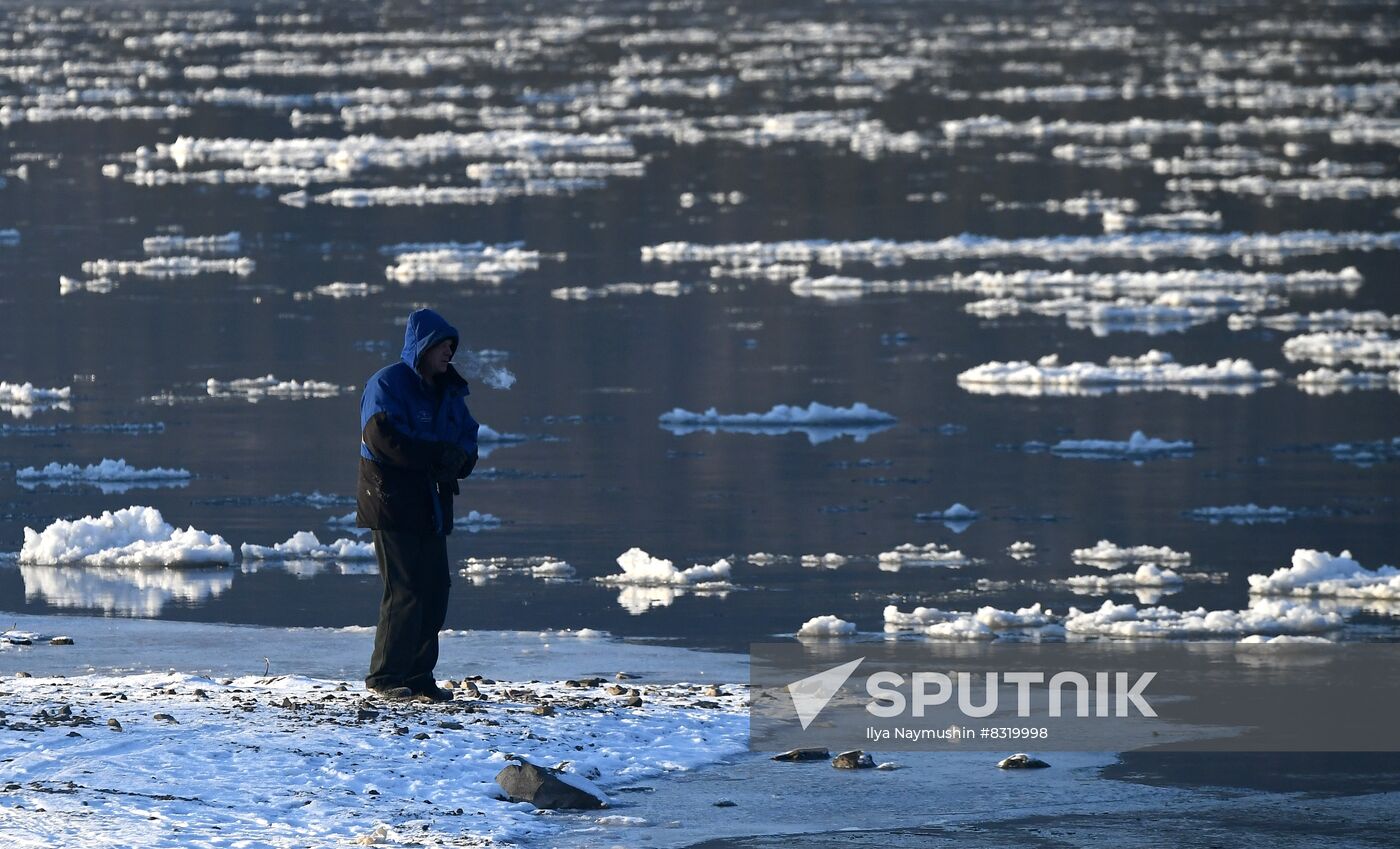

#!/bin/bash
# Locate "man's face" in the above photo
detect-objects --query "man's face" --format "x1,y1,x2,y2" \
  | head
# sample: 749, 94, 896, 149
423, 338, 454, 376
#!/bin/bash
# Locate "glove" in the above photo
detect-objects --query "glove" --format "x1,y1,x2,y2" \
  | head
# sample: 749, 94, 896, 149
432, 442, 471, 483
460, 448, 479, 479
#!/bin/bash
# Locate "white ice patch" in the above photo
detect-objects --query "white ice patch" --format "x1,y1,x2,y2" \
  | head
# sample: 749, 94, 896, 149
877, 543, 970, 570
16, 459, 191, 494
382, 241, 546, 284
205, 375, 347, 400
796, 615, 857, 636
20, 506, 234, 567
659, 402, 896, 444
142, 231, 241, 255
1063, 598, 1343, 638
1050, 431, 1194, 458
1282, 331, 1400, 368
453, 511, 502, 531
552, 281, 687, 300
1230, 309, 1400, 332
1187, 504, 1295, 524
1247, 549, 1400, 599
598, 548, 732, 586
79, 256, 254, 278
239, 532, 376, 561
1294, 367, 1400, 394
644, 231, 1400, 267
1066, 564, 1186, 590
1071, 540, 1192, 567
1008, 541, 1037, 559
958, 351, 1280, 397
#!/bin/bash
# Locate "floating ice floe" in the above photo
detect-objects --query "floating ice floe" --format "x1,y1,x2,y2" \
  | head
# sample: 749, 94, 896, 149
304, 282, 383, 299
1102, 210, 1222, 233
958, 351, 1280, 397
239, 532, 376, 561
1066, 564, 1186, 591
914, 503, 979, 532
1049, 431, 1195, 459
459, 556, 573, 583
1247, 549, 1400, 599
16, 459, 191, 494
1186, 504, 1296, 524
1238, 634, 1333, 644
1071, 540, 1192, 567
1282, 331, 1400, 368
1294, 367, 1400, 394
796, 615, 857, 637
0, 229, 19, 245
551, 281, 687, 300
142, 231, 241, 255
658, 402, 896, 444
1328, 438, 1400, 466
453, 511, 502, 531
0, 381, 72, 418
801, 553, 848, 569
645, 231, 1400, 267
1008, 541, 1037, 559
205, 375, 347, 400
18, 563, 235, 617
382, 241, 547, 284
597, 548, 732, 587
1230, 309, 1400, 332
1063, 598, 1342, 638
20, 506, 234, 567
78, 256, 254, 278
1166, 175, 1400, 200
876, 543, 970, 570
882, 603, 1053, 640
940, 114, 1400, 147
0, 421, 164, 437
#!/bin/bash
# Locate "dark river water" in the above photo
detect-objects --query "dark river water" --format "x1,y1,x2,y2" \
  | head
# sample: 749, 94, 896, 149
1, 0, 1397, 652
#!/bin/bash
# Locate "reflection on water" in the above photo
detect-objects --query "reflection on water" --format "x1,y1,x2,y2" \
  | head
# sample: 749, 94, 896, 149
20, 563, 235, 617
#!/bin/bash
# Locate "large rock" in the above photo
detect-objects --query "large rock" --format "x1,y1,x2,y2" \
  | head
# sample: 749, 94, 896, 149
495, 759, 608, 810
832, 750, 875, 769
772, 747, 830, 762
997, 753, 1050, 769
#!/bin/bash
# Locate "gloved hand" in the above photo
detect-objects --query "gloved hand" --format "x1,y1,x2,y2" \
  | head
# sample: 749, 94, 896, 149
460, 447, 479, 479
432, 442, 472, 482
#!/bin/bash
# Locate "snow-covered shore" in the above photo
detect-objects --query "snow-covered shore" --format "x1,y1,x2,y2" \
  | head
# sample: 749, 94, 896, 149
0, 615, 749, 848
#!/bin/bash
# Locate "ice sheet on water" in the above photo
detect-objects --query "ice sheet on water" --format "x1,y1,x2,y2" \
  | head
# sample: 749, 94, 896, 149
1187, 504, 1296, 524
1063, 598, 1343, 638
20, 506, 234, 567
648, 232, 1400, 269
958, 351, 1280, 397
1248, 549, 1400, 599
383, 241, 547, 284
239, 532, 375, 561
1072, 540, 1192, 567
1282, 331, 1400, 368
796, 615, 857, 637
1050, 431, 1195, 459
16, 459, 191, 494
142, 231, 241, 255
659, 402, 896, 444
204, 375, 348, 400
1294, 367, 1400, 394
598, 548, 733, 587
876, 543, 970, 570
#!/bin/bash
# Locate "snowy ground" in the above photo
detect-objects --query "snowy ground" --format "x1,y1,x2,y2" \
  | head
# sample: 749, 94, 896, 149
0, 615, 748, 848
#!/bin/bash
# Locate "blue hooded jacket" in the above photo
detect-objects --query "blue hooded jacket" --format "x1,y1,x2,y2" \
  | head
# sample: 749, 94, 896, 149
357, 309, 480, 534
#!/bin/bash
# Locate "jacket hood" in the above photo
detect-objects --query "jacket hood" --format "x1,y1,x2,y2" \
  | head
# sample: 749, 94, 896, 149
401, 308, 460, 373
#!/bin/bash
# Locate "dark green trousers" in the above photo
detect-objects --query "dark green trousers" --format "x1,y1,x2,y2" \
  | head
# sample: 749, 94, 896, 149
365, 530, 450, 691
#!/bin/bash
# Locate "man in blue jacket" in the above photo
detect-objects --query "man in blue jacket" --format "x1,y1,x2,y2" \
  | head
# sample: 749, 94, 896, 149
358, 308, 480, 702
